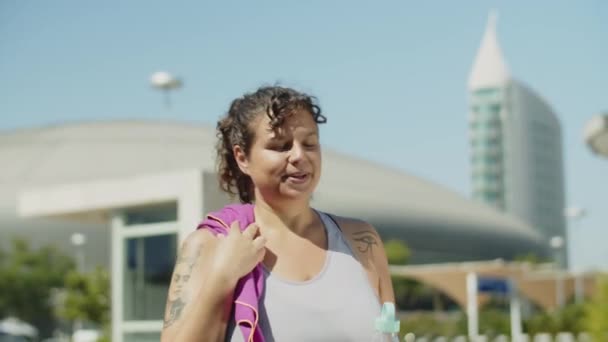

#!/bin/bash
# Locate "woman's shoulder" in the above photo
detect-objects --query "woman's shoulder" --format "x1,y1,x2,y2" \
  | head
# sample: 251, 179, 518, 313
322, 212, 390, 298
321, 212, 384, 265
181, 229, 216, 249
322, 212, 381, 238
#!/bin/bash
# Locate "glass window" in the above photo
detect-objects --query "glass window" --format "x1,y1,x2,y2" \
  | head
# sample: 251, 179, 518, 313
124, 234, 177, 320
483, 190, 503, 200
487, 137, 500, 146
485, 174, 498, 182
124, 203, 178, 225
484, 156, 498, 164
473, 88, 500, 97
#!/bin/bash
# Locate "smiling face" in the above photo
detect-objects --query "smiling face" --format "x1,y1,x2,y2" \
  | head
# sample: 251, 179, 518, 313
234, 109, 322, 205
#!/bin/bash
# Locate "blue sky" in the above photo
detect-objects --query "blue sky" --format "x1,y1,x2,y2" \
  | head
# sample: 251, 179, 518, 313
1, 1, 606, 271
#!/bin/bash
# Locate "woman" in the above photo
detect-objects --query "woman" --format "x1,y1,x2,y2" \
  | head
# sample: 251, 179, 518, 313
161, 86, 394, 341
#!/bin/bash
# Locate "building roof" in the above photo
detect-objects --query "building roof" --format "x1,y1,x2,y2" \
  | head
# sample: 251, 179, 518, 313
0, 120, 217, 199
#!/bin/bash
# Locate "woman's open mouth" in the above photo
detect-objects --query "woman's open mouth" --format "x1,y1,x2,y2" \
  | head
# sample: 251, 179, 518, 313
283, 172, 310, 184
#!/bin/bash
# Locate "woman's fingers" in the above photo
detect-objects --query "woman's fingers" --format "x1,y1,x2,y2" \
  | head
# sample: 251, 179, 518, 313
252, 235, 267, 250
255, 247, 266, 263
229, 221, 240, 236
242, 223, 259, 240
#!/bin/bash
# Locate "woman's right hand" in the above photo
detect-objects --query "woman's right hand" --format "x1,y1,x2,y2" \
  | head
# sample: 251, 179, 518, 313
208, 221, 267, 285
161, 222, 265, 342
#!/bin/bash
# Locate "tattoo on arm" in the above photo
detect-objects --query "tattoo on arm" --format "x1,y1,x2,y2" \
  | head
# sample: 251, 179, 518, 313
163, 246, 201, 328
164, 298, 187, 328
352, 230, 378, 254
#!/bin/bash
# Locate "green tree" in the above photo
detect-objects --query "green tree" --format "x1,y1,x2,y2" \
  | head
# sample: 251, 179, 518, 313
478, 308, 509, 336
384, 239, 411, 265
454, 306, 510, 338
0, 238, 75, 336
524, 302, 587, 335
514, 253, 547, 264
58, 267, 110, 327
524, 310, 558, 335
400, 312, 461, 338
384, 239, 416, 310
586, 274, 608, 341
557, 302, 586, 333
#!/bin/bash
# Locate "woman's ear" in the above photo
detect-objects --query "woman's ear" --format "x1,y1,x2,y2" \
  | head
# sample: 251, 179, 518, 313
233, 145, 250, 175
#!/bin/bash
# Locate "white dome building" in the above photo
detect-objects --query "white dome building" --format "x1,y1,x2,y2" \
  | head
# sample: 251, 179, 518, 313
1, 120, 549, 265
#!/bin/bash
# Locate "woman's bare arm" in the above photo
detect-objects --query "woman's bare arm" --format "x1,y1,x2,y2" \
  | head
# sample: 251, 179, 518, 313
161, 230, 235, 342
367, 225, 395, 303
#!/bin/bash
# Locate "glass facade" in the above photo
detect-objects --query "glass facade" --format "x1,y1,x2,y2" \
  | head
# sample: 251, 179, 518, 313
470, 87, 505, 210
469, 81, 566, 264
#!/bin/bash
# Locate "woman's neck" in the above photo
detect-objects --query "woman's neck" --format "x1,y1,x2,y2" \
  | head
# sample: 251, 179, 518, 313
253, 198, 317, 237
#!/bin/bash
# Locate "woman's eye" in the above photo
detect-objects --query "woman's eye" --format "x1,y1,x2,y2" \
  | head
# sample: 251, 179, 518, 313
269, 140, 316, 151
304, 141, 318, 149
269, 142, 290, 151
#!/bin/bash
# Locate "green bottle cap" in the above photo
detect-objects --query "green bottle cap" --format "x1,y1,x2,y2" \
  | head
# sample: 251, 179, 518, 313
375, 302, 400, 333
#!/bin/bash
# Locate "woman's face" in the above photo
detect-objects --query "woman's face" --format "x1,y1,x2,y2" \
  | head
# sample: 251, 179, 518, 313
236, 109, 322, 204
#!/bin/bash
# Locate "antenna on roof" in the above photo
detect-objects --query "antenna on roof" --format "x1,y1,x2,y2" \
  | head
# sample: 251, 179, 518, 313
150, 71, 183, 109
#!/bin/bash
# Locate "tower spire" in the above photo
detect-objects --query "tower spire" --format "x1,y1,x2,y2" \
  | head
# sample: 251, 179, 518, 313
468, 10, 510, 90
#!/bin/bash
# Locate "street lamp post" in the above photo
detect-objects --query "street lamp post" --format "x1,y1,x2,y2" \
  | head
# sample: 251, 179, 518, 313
550, 235, 564, 268
550, 235, 565, 308
70, 233, 86, 332
70, 233, 86, 273
564, 206, 587, 270
564, 206, 587, 303
150, 71, 182, 109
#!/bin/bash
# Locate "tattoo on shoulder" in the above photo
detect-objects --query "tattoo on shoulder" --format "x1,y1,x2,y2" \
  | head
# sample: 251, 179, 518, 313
352, 230, 378, 254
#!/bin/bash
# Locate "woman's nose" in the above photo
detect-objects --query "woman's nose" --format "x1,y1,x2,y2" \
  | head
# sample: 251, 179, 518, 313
288, 143, 304, 163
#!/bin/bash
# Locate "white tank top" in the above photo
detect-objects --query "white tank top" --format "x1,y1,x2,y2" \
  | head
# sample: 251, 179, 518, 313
226, 211, 381, 341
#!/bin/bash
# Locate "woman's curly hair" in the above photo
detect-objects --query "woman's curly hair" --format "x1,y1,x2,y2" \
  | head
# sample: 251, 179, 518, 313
216, 86, 326, 203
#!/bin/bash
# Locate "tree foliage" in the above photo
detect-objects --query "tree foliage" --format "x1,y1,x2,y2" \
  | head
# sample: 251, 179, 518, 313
0, 237, 110, 339
57, 267, 110, 327
384, 239, 417, 310
513, 253, 548, 265
586, 274, 608, 341
0, 238, 75, 335
400, 312, 462, 338
384, 239, 411, 265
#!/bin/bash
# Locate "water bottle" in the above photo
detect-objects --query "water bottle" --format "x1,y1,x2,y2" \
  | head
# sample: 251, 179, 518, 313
371, 302, 400, 342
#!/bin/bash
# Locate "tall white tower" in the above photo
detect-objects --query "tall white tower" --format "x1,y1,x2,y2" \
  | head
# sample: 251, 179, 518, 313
468, 12, 567, 264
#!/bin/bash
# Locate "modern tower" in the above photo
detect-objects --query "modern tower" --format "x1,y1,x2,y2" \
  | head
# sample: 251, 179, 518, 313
468, 12, 567, 261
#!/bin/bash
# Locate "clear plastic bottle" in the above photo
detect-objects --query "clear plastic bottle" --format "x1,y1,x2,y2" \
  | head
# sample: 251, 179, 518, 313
371, 302, 400, 342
